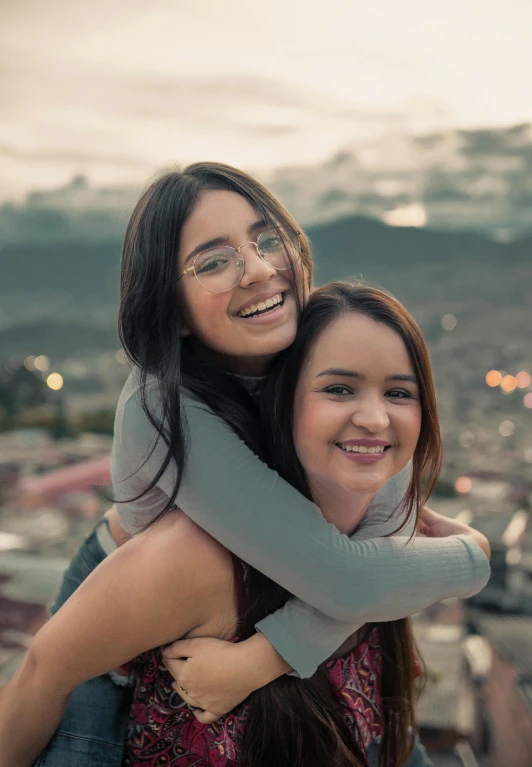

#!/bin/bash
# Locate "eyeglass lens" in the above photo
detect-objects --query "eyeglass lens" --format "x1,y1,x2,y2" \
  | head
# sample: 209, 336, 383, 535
193, 228, 299, 293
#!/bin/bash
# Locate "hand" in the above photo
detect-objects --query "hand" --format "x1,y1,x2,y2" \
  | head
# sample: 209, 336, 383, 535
420, 507, 490, 560
162, 633, 291, 724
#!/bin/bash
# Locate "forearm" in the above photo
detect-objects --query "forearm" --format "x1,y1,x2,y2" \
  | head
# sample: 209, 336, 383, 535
240, 631, 292, 686
0, 655, 69, 767
116, 390, 488, 684
245, 510, 416, 682
256, 527, 489, 678
117, 396, 484, 620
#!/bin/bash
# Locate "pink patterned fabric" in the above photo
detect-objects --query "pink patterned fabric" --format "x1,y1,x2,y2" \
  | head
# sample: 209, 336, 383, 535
123, 558, 382, 766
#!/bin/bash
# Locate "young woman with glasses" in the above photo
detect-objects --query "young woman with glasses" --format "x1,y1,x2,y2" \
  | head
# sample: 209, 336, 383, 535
3, 163, 489, 766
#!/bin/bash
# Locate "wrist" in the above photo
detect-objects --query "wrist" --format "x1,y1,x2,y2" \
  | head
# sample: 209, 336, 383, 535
239, 632, 292, 692
468, 530, 490, 560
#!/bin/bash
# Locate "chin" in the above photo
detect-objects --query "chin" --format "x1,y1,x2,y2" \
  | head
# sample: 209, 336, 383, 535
344, 471, 393, 496
349, 482, 385, 496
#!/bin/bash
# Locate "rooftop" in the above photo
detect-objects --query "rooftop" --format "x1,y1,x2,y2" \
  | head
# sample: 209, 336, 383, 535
470, 612, 532, 679
414, 621, 476, 735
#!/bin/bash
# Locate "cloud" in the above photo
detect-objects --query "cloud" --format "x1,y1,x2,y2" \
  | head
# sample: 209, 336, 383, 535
423, 170, 471, 202
1, 64, 406, 199
459, 124, 532, 157
0, 144, 146, 168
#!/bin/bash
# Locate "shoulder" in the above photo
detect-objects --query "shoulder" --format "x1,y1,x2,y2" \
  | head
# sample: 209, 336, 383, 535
116, 370, 212, 423
130, 510, 234, 593
115, 368, 160, 418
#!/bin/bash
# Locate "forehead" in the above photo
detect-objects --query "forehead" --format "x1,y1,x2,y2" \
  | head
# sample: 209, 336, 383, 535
178, 190, 260, 259
305, 312, 413, 374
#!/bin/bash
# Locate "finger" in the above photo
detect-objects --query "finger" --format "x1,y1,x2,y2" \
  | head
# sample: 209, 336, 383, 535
163, 638, 200, 658
193, 709, 221, 725
172, 682, 203, 710
162, 657, 187, 677
421, 507, 441, 523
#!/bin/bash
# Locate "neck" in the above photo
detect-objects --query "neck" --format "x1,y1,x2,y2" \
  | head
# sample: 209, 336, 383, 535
308, 479, 375, 536
187, 337, 274, 376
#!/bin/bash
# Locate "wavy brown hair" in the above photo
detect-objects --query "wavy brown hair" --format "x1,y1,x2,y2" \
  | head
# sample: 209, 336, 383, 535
238, 282, 443, 767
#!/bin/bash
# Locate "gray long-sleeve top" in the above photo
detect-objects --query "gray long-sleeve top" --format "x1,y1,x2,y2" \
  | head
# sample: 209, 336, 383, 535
112, 370, 490, 677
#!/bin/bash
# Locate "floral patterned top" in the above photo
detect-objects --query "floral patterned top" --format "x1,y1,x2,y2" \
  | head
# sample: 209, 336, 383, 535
123, 557, 383, 766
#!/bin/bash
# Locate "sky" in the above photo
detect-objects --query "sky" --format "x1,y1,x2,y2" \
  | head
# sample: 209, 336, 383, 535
2, 0, 532, 201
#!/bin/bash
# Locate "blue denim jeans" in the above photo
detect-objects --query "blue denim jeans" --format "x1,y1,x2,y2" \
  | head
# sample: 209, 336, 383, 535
34, 519, 131, 767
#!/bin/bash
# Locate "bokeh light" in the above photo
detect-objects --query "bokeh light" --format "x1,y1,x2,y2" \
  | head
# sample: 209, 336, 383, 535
498, 420, 515, 437
501, 375, 517, 393
381, 204, 427, 228
23, 355, 36, 371
524, 393, 532, 409
455, 476, 472, 494
485, 370, 502, 387
34, 355, 50, 372
46, 372, 64, 391
115, 349, 127, 365
459, 430, 475, 447
441, 314, 457, 331
516, 371, 531, 389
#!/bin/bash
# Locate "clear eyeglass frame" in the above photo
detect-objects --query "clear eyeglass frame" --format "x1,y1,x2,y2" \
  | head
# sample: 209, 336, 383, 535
176, 226, 301, 294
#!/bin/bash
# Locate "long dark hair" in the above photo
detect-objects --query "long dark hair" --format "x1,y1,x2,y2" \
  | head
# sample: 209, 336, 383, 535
238, 282, 443, 767
118, 162, 312, 519
119, 168, 439, 764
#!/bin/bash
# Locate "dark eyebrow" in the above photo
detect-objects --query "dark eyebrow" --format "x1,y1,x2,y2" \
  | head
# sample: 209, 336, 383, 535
183, 218, 269, 265
316, 368, 418, 384
385, 374, 418, 384
316, 368, 362, 378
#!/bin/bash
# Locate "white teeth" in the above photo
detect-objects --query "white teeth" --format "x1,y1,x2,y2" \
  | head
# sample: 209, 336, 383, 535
337, 444, 387, 453
237, 293, 283, 317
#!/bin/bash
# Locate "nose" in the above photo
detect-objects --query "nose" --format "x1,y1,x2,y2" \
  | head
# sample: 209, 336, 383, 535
350, 394, 390, 433
238, 242, 277, 287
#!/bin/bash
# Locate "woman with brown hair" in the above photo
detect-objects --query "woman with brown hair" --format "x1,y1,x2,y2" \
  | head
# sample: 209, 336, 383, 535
0, 164, 488, 766
1, 281, 487, 766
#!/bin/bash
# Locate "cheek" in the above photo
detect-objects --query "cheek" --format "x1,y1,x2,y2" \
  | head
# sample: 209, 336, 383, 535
293, 395, 319, 466
293, 397, 336, 468
400, 407, 422, 452
292, 397, 309, 457
183, 290, 230, 336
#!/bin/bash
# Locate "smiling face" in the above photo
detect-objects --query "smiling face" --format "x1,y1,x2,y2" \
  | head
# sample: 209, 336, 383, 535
292, 312, 422, 516
178, 189, 307, 375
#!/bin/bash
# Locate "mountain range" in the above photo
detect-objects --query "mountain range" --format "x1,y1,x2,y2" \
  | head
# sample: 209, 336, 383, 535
0, 210, 530, 361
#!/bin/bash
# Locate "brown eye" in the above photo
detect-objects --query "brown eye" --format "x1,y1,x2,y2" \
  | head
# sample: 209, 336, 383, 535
323, 385, 352, 396
387, 389, 414, 400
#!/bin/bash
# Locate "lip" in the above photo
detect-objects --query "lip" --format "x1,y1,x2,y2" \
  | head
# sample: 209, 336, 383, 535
234, 292, 292, 326
233, 289, 288, 317
336, 446, 390, 464
339, 439, 391, 447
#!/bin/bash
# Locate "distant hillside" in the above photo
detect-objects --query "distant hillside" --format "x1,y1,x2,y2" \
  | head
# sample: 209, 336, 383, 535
0, 321, 118, 361
307, 218, 530, 339
307, 215, 504, 276
0, 214, 529, 360
0, 239, 122, 304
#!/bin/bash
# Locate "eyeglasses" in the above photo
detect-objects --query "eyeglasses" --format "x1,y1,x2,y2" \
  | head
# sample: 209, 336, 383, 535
177, 226, 301, 294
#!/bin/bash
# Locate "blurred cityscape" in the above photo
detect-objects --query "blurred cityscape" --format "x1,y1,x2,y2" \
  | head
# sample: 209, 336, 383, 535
3, 0, 532, 761
0, 158, 531, 766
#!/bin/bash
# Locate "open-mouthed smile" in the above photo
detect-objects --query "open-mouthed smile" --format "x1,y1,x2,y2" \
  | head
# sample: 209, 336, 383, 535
336, 442, 392, 463
236, 292, 285, 318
